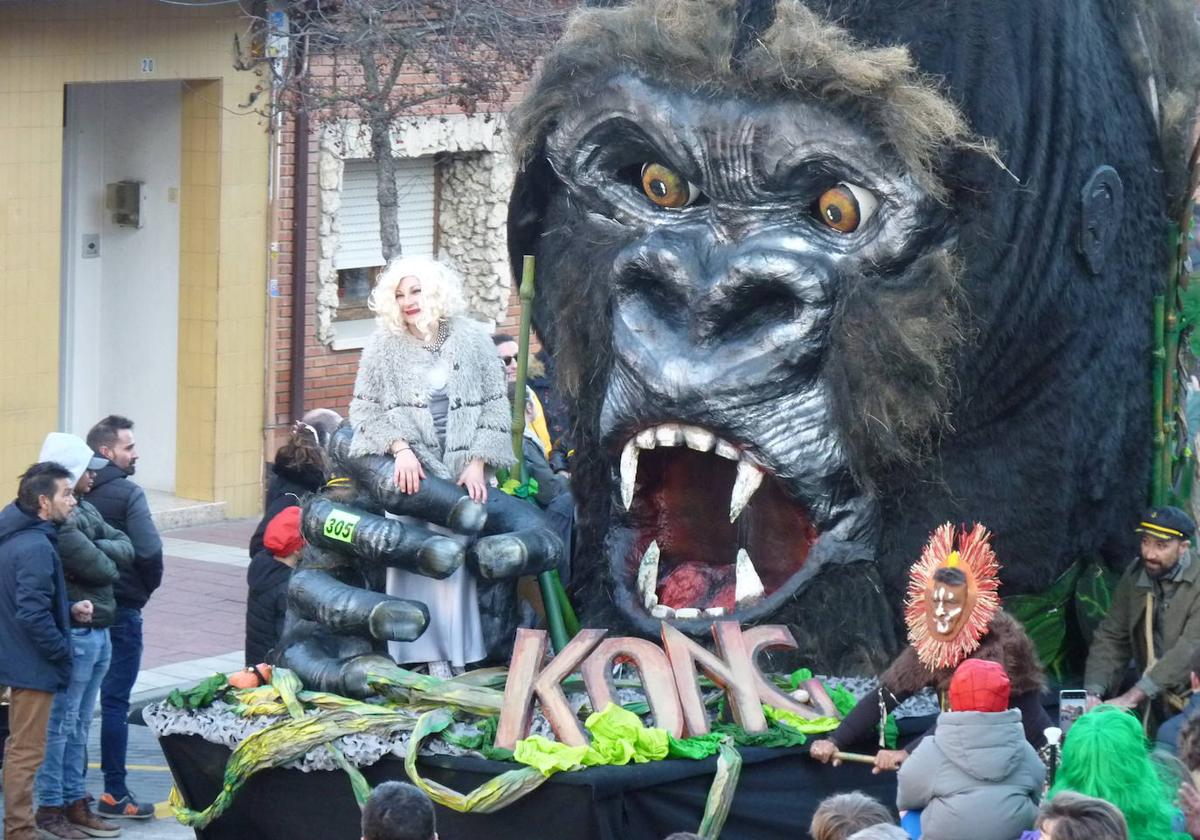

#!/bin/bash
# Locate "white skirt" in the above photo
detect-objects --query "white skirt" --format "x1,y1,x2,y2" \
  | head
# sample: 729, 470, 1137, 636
384, 515, 486, 667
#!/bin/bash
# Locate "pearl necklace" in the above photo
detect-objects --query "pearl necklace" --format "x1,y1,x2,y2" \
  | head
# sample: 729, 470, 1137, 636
421, 320, 450, 355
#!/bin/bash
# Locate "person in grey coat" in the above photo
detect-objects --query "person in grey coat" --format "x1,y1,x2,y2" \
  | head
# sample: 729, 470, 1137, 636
348, 255, 514, 673
897, 659, 1046, 840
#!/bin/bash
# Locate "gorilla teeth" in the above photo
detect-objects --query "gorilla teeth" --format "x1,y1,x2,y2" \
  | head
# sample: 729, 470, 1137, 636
637, 540, 660, 609
704, 606, 727, 617
714, 439, 739, 460
729, 460, 764, 523
651, 604, 675, 619
654, 423, 684, 447
675, 607, 700, 619
620, 439, 639, 510
682, 427, 716, 451
735, 548, 765, 606
635, 428, 658, 449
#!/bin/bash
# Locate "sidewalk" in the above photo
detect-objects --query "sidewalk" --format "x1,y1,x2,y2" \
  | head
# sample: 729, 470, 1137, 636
134, 518, 258, 704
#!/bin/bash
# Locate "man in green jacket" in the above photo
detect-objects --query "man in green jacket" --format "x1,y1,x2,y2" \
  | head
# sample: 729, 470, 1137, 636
1084, 506, 1200, 717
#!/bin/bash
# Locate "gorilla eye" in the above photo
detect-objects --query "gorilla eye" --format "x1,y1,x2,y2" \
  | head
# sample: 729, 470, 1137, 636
640, 163, 700, 209
815, 182, 878, 233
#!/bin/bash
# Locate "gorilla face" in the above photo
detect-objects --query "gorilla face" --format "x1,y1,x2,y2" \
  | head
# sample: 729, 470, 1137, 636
534, 74, 953, 639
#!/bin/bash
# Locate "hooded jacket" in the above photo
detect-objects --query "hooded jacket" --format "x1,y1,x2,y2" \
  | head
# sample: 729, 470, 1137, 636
85, 462, 163, 609
0, 501, 72, 692
244, 547, 292, 666
896, 709, 1046, 840
57, 499, 134, 628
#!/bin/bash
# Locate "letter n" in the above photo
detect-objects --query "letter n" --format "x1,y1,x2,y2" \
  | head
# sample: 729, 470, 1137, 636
662, 621, 766, 736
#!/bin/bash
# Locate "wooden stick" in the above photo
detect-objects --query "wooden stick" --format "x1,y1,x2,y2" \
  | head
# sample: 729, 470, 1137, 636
832, 751, 880, 766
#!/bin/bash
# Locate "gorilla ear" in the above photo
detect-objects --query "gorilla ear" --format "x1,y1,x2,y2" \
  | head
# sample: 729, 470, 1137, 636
506, 142, 556, 300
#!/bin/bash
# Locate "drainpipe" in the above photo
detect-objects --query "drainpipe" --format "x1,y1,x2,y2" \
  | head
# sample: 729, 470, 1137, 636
288, 107, 310, 421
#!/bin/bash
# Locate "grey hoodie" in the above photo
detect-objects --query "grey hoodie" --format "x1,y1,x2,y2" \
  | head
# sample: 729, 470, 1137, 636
896, 709, 1046, 840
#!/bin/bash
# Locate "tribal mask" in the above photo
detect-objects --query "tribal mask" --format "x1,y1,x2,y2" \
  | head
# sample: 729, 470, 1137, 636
904, 523, 1000, 671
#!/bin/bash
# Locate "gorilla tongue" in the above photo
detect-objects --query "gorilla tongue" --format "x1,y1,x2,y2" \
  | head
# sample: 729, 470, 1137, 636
658, 564, 735, 611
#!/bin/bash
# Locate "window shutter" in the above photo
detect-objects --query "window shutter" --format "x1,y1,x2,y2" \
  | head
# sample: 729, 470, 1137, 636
334, 157, 436, 269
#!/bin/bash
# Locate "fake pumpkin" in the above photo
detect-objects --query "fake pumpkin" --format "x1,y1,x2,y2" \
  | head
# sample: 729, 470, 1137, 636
228, 664, 273, 689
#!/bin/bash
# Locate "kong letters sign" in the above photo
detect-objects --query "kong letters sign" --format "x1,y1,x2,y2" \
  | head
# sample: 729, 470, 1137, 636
495, 621, 841, 750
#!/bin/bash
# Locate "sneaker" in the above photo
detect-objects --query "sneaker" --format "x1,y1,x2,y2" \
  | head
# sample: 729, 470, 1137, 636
96, 792, 154, 820
35, 805, 89, 839
65, 797, 121, 837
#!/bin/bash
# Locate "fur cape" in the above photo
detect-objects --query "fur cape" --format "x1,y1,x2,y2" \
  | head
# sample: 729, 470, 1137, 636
882, 611, 1045, 698
348, 315, 515, 480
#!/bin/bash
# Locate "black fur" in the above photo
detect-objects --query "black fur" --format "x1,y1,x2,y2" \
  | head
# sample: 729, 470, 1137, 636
511, 0, 1197, 671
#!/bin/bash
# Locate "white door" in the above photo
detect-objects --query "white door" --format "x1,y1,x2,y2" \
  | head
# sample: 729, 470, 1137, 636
60, 81, 181, 493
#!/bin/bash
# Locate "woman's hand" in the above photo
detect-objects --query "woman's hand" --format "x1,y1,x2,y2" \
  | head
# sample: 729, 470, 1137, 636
457, 458, 487, 503
872, 748, 909, 774
391, 445, 425, 494
808, 739, 839, 765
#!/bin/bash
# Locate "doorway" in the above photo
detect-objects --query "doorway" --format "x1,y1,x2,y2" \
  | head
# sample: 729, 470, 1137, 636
60, 81, 182, 493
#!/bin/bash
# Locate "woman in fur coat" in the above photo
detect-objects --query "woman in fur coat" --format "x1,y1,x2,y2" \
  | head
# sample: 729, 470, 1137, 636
348, 255, 515, 673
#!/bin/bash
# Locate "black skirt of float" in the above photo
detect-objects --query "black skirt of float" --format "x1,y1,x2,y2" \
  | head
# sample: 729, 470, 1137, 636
160, 734, 899, 840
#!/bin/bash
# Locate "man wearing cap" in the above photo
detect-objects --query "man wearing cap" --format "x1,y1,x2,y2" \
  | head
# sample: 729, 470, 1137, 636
1084, 505, 1200, 715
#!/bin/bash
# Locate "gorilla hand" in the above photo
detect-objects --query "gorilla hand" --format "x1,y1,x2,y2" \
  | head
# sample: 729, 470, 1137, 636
275, 425, 564, 698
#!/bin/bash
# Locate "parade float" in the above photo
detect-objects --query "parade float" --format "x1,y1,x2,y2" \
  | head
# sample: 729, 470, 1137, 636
146, 0, 1200, 837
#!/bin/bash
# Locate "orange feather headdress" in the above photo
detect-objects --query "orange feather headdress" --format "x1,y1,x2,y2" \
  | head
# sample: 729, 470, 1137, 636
904, 522, 1001, 671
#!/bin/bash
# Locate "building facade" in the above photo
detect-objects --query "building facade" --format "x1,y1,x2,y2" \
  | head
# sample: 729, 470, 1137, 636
0, 0, 271, 515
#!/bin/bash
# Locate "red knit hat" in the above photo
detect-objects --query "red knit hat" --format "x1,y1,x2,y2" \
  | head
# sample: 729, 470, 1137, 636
263, 506, 304, 559
948, 658, 1011, 713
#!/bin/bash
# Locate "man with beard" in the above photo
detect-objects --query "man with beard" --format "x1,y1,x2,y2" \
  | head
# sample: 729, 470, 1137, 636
1085, 506, 1200, 717
84, 415, 162, 820
0, 462, 89, 840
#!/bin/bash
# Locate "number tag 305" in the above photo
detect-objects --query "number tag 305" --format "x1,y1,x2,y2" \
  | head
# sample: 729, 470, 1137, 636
322, 509, 360, 543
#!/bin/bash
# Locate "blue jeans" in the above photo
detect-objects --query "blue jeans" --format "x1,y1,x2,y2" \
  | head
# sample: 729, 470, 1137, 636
99, 607, 142, 797
35, 627, 111, 806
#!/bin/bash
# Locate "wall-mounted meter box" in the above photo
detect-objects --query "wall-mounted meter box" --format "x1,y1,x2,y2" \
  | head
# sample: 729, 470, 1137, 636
106, 180, 147, 229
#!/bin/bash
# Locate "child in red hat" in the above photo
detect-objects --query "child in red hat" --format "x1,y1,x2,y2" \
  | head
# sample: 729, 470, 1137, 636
896, 658, 1046, 840
244, 506, 303, 666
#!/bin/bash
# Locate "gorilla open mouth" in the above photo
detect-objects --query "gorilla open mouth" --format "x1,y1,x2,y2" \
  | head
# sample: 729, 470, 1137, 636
613, 422, 822, 628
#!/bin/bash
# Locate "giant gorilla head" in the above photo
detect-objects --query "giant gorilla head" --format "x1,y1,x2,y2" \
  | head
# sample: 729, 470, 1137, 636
509, 0, 1199, 672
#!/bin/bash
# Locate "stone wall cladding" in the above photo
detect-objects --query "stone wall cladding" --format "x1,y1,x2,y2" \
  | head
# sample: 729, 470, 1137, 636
315, 115, 515, 343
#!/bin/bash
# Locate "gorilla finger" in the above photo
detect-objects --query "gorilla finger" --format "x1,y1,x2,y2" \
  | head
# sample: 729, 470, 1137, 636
301, 497, 464, 579
329, 428, 486, 532
468, 527, 563, 580
279, 638, 395, 698
289, 567, 430, 640
368, 598, 431, 642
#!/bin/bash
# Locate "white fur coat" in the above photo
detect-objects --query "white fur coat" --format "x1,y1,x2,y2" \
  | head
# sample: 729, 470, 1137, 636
348, 315, 515, 479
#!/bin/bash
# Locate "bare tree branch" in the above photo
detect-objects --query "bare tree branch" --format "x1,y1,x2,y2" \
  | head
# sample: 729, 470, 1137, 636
243, 0, 570, 261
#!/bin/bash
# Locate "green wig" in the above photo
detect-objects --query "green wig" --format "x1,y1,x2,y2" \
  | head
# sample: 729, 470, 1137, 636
1048, 705, 1186, 840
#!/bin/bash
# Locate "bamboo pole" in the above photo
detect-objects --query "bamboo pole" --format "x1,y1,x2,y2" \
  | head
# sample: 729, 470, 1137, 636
1152, 294, 1167, 506
1165, 223, 1182, 503
511, 255, 570, 653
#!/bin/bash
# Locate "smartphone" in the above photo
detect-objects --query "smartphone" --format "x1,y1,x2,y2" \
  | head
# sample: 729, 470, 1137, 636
1059, 689, 1088, 733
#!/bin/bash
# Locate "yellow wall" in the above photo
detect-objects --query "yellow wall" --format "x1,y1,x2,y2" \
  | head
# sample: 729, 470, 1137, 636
0, 1, 268, 515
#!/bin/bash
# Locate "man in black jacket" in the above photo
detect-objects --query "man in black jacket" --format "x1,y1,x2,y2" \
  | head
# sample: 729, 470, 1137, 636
1, 462, 88, 840
84, 415, 162, 820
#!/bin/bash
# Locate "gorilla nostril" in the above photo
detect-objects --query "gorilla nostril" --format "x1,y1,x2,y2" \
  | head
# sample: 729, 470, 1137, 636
616, 262, 690, 324
715, 279, 807, 340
